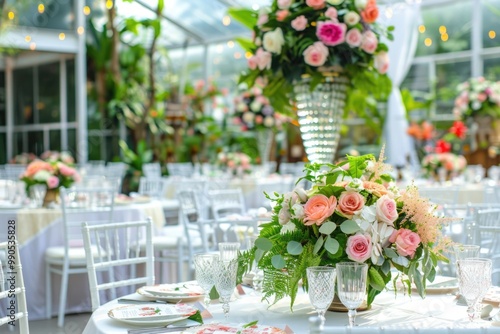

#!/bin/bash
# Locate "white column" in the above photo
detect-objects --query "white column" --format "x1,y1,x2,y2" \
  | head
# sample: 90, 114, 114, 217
60, 57, 68, 150
471, 0, 482, 77
5, 57, 13, 160
75, 0, 88, 163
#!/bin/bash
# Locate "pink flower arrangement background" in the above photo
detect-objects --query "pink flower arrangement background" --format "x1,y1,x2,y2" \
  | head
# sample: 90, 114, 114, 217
233, 0, 391, 112
421, 152, 467, 179
238, 151, 451, 307
453, 77, 500, 119
216, 152, 252, 176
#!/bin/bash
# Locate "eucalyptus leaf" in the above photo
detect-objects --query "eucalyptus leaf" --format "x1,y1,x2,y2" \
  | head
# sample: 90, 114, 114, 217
384, 248, 398, 259
318, 221, 336, 235
340, 220, 360, 234
324, 236, 339, 255
313, 235, 325, 255
393, 256, 410, 267
255, 237, 273, 251
271, 255, 286, 269
255, 248, 264, 263
287, 241, 303, 255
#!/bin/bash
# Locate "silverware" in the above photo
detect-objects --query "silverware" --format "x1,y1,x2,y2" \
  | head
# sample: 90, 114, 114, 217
118, 298, 168, 304
128, 322, 199, 334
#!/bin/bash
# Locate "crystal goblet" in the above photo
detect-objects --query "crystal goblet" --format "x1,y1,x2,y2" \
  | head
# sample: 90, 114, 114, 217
213, 257, 238, 319
456, 258, 492, 322
193, 253, 218, 308
218, 242, 240, 263
306, 266, 337, 328
336, 262, 368, 327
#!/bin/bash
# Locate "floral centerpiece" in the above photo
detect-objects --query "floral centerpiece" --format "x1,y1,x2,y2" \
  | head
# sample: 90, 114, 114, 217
20, 159, 80, 192
453, 77, 500, 119
9, 152, 37, 165
237, 150, 451, 307
421, 153, 467, 180
230, 0, 392, 112
216, 152, 252, 176
233, 84, 286, 132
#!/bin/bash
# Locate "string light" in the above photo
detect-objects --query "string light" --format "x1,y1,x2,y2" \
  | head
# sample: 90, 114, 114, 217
234, 52, 241, 59
439, 25, 446, 34
83, 6, 91, 15
227, 41, 234, 48
8, 11, 15, 20
424, 38, 432, 46
418, 25, 425, 33
105, 0, 113, 9
38, 4, 45, 14
245, 51, 252, 59
25, 35, 31, 42
222, 16, 231, 26
441, 33, 448, 42
489, 30, 496, 39
77, 26, 85, 35
59, 33, 66, 40
216, 45, 223, 53
30, 42, 36, 50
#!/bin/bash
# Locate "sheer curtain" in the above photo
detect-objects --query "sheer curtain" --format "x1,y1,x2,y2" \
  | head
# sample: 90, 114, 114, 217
381, 1, 421, 169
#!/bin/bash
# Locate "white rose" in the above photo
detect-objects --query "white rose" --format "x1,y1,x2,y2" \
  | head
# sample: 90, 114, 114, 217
346, 178, 364, 192
344, 11, 360, 26
263, 116, 274, 127
34, 170, 51, 182
327, 0, 345, 4
278, 205, 291, 225
354, 0, 368, 9
250, 100, 262, 112
255, 37, 262, 47
242, 112, 255, 123
236, 102, 247, 112
291, 203, 305, 220
293, 187, 308, 202
280, 221, 296, 234
263, 28, 285, 54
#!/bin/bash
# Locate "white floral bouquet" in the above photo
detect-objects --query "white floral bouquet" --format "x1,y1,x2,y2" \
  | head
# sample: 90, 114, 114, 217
453, 77, 500, 119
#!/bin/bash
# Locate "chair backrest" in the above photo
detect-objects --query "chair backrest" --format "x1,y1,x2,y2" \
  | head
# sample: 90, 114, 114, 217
208, 188, 247, 220
60, 187, 116, 252
417, 185, 460, 206
474, 208, 500, 285
138, 177, 167, 199
167, 162, 194, 177
142, 162, 162, 178
0, 239, 29, 333
81, 218, 154, 310
4, 164, 26, 181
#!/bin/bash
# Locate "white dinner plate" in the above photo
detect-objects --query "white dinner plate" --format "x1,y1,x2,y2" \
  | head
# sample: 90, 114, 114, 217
412, 276, 459, 294
181, 323, 287, 333
137, 283, 204, 303
108, 303, 197, 326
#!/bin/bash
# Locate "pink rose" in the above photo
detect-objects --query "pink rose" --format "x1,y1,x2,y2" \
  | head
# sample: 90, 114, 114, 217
46, 176, 59, 189
389, 229, 421, 258
316, 21, 346, 47
291, 15, 307, 31
255, 48, 272, 70
306, 0, 326, 9
276, 9, 289, 21
248, 55, 258, 70
346, 234, 372, 263
303, 194, 337, 226
325, 7, 338, 20
373, 51, 389, 74
376, 195, 398, 226
303, 41, 329, 67
337, 191, 366, 218
361, 30, 378, 54
345, 28, 362, 47
278, 0, 292, 9
257, 13, 268, 26
58, 163, 76, 177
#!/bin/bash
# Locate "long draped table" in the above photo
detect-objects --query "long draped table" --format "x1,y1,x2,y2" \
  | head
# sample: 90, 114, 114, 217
83, 284, 500, 333
0, 200, 167, 321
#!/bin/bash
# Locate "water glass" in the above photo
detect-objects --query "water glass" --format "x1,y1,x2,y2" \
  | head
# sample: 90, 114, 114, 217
456, 258, 492, 322
219, 242, 240, 263
213, 257, 238, 319
193, 253, 218, 307
306, 266, 337, 328
453, 244, 480, 262
30, 184, 47, 208
336, 262, 368, 327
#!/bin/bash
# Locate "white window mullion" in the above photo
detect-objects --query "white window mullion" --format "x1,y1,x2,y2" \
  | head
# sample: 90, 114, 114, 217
471, 0, 483, 77
60, 58, 68, 150
5, 57, 14, 160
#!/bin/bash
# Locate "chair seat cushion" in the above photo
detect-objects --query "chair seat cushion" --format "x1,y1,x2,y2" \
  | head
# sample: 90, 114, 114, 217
45, 245, 104, 264
152, 235, 203, 249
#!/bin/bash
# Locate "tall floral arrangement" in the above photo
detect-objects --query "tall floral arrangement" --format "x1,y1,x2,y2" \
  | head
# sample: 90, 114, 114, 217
233, 85, 287, 132
237, 150, 451, 307
216, 152, 252, 175
229, 0, 392, 112
453, 77, 500, 119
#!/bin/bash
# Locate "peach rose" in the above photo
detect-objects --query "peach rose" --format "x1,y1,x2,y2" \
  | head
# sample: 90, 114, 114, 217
375, 195, 398, 226
303, 41, 329, 67
306, 0, 326, 9
363, 181, 388, 197
58, 163, 76, 177
346, 233, 372, 262
248, 55, 258, 70
23, 160, 53, 177
345, 28, 362, 47
361, 30, 378, 54
291, 15, 307, 31
278, 0, 292, 9
389, 229, 420, 258
361, 3, 379, 23
255, 48, 272, 70
374, 51, 389, 74
325, 7, 338, 20
276, 9, 289, 21
303, 194, 337, 226
337, 191, 365, 218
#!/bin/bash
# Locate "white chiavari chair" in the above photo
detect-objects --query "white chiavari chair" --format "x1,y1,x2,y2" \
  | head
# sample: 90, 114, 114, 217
167, 162, 194, 178
474, 208, 500, 285
142, 162, 162, 178
138, 177, 168, 199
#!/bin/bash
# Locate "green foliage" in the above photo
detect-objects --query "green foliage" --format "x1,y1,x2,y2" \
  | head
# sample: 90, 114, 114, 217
119, 139, 153, 172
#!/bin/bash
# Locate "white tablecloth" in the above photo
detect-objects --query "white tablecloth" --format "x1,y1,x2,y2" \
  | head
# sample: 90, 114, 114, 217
0, 200, 166, 321
83, 285, 500, 333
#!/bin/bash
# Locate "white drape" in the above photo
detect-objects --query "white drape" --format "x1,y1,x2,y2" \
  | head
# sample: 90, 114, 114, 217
381, 2, 421, 168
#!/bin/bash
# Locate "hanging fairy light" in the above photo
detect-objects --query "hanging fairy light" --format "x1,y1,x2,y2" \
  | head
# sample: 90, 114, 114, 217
59, 33, 66, 40
424, 38, 432, 46
83, 6, 91, 15
418, 25, 425, 33
227, 41, 234, 48
489, 30, 496, 39
8, 11, 15, 20
77, 26, 85, 35
441, 33, 448, 42
25, 35, 31, 42
222, 15, 231, 26
30, 42, 36, 50
38, 4, 45, 14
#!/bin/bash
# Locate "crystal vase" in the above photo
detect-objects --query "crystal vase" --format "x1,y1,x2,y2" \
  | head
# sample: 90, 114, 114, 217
294, 73, 349, 164
256, 129, 273, 167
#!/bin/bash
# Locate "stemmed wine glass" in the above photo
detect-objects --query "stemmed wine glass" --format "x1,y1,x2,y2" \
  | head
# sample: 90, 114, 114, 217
213, 257, 238, 319
456, 258, 492, 322
193, 253, 218, 307
306, 266, 337, 327
336, 262, 368, 327
218, 242, 240, 263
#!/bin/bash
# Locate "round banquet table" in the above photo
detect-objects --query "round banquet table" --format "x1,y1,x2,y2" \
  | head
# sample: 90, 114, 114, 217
82, 284, 500, 333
